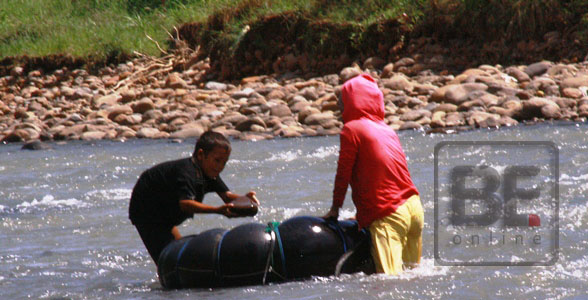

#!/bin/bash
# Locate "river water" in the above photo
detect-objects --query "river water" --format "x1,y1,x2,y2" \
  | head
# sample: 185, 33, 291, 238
1, 123, 587, 299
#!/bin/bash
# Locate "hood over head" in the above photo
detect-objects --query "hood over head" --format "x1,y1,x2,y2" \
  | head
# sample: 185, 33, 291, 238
341, 74, 385, 123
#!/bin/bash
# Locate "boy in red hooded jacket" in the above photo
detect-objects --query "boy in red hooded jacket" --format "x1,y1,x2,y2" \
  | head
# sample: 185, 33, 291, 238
322, 74, 424, 275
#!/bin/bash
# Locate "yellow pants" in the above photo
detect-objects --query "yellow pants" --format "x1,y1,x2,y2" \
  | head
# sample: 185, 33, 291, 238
368, 194, 424, 275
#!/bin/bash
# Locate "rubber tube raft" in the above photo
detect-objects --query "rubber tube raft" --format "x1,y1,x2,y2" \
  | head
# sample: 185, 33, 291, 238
157, 216, 374, 289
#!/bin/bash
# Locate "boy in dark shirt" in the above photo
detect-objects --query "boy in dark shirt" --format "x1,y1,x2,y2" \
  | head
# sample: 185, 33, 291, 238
129, 131, 259, 264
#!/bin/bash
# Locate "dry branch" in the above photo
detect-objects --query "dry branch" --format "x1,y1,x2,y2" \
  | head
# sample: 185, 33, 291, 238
110, 29, 203, 92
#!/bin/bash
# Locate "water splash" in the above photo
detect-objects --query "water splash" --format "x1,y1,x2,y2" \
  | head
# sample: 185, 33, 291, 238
306, 146, 338, 159
85, 188, 131, 202
282, 208, 303, 219
394, 258, 451, 280
338, 208, 356, 220
561, 204, 588, 230
560, 173, 588, 185
15, 195, 88, 212
266, 146, 338, 163
267, 150, 303, 162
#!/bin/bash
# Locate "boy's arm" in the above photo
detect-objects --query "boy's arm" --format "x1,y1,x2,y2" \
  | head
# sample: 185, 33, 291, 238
212, 175, 260, 205
323, 127, 358, 220
179, 199, 237, 217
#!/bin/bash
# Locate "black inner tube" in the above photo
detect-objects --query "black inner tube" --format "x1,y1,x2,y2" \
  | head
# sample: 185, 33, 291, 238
157, 216, 374, 289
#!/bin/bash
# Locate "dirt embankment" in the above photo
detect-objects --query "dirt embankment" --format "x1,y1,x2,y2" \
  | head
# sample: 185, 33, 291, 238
176, 11, 587, 80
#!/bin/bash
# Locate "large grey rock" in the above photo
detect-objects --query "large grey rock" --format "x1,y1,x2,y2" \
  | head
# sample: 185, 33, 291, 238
400, 109, 431, 122
136, 127, 163, 139
205, 81, 228, 91
298, 106, 321, 123
468, 112, 500, 127
290, 100, 311, 113
561, 87, 583, 99
120, 89, 137, 103
93, 93, 121, 108
266, 89, 287, 100
468, 91, 499, 106
430, 111, 446, 128
561, 76, 588, 89
304, 112, 336, 128
394, 57, 415, 71
107, 105, 133, 120
499, 116, 519, 127
55, 124, 86, 140
170, 126, 205, 139
381, 63, 395, 78
231, 88, 255, 99
235, 117, 266, 132
21, 140, 52, 150
300, 87, 319, 101
399, 121, 422, 130
541, 104, 562, 119
2, 129, 29, 143
382, 75, 414, 93
165, 72, 188, 89
433, 103, 458, 113
363, 57, 386, 70
270, 104, 292, 118
505, 66, 531, 82
432, 83, 488, 105
524, 61, 552, 77
339, 67, 362, 84
521, 97, 560, 119
132, 98, 155, 114
445, 112, 465, 127
81, 131, 107, 141
219, 113, 248, 126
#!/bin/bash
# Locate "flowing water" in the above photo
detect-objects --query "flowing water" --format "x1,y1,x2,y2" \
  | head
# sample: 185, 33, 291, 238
1, 123, 587, 299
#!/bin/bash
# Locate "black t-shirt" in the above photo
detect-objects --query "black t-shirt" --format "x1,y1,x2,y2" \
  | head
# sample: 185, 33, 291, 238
129, 157, 229, 226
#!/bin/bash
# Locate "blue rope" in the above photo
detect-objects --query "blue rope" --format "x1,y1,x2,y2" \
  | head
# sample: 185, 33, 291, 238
265, 221, 287, 280
174, 240, 190, 282
273, 223, 287, 278
176, 241, 190, 262
215, 230, 230, 280
326, 220, 348, 252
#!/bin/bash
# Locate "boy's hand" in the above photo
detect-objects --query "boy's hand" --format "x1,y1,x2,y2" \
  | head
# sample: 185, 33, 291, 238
219, 203, 238, 218
227, 194, 259, 217
246, 191, 260, 205
321, 205, 340, 221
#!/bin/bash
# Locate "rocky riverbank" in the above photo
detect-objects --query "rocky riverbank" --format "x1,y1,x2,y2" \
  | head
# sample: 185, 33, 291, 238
1, 54, 587, 145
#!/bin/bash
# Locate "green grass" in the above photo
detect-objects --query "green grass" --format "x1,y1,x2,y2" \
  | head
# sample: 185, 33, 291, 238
0, 0, 586, 68
0, 0, 423, 60
0, 0, 238, 58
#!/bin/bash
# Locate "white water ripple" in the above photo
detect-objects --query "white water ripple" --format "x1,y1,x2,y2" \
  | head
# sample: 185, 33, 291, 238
15, 195, 88, 212
266, 146, 338, 162
267, 150, 303, 162
560, 173, 588, 185
85, 188, 131, 201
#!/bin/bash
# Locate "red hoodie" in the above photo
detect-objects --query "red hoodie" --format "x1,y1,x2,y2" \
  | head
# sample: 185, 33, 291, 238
333, 74, 419, 228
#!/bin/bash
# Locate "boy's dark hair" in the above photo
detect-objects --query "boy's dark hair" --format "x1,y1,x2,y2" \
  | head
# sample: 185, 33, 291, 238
193, 131, 231, 157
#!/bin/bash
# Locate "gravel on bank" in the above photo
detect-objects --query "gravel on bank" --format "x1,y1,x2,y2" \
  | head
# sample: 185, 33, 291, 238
1, 53, 587, 145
